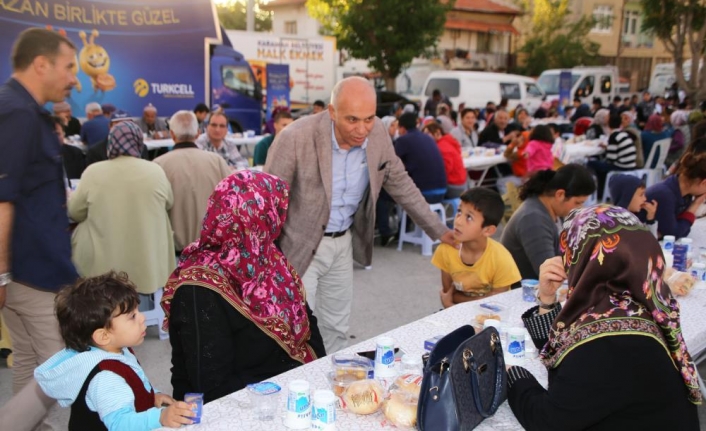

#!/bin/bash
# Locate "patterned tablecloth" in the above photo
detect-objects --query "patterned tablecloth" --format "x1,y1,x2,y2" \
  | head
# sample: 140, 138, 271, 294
159, 286, 706, 431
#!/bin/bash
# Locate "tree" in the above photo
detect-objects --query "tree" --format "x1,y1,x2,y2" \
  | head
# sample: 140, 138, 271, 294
307, 0, 454, 91
217, 0, 272, 32
642, 0, 706, 102
516, 0, 599, 76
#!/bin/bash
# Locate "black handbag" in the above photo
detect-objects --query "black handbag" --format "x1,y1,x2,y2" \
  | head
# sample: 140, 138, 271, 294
417, 325, 507, 431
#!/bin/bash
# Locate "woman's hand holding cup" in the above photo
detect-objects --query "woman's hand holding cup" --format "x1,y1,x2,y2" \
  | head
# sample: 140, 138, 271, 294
538, 257, 566, 304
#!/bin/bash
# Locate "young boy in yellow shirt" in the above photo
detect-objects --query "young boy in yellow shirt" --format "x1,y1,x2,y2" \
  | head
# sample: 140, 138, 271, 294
432, 188, 521, 308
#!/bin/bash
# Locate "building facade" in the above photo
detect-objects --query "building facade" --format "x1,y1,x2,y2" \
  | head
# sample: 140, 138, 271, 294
264, 0, 521, 73
581, 0, 674, 90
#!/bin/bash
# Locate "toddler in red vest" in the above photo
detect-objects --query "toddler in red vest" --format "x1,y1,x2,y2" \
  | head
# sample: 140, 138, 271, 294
35, 271, 195, 430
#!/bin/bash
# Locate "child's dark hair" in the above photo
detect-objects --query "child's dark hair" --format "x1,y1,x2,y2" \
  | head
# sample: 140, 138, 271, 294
459, 188, 505, 227
55, 271, 140, 352
528, 125, 554, 144
608, 114, 621, 129
547, 123, 560, 135
519, 164, 596, 201
422, 121, 443, 136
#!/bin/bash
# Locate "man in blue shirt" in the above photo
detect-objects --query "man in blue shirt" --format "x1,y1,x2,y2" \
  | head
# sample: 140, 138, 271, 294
80, 101, 110, 147
376, 112, 448, 243
0, 28, 79, 425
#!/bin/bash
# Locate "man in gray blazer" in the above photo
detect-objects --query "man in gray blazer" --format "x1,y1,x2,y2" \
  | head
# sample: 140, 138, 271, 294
265, 77, 454, 353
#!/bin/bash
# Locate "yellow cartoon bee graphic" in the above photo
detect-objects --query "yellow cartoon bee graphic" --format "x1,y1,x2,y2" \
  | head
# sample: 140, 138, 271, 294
78, 30, 116, 92
46, 26, 81, 92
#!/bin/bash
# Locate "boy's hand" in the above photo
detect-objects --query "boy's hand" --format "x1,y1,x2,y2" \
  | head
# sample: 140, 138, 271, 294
641, 199, 658, 220
439, 287, 454, 309
159, 401, 195, 428
155, 393, 175, 408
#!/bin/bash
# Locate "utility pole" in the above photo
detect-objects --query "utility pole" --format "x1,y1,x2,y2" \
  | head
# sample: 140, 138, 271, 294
247, 0, 255, 32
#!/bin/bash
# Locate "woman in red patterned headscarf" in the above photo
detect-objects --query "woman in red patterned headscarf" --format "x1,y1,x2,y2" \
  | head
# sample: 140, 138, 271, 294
162, 170, 325, 403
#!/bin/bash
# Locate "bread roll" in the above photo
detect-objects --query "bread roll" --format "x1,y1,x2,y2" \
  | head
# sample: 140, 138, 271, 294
341, 380, 384, 415
383, 391, 418, 427
393, 374, 422, 396
475, 314, 501, 324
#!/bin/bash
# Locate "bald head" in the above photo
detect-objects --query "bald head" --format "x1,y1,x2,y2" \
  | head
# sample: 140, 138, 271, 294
330, 76, 375, 110
328, 77, 377, 149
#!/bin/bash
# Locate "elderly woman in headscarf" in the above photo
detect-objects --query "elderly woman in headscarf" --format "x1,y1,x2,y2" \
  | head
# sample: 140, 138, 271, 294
667, 110, 691, 166
162, 170, 325, 403
585, 108, 611, 140
508, 204, 701, 430
641, 114, 671, 164
68, 121, 176, 305
380, 115, 398, 141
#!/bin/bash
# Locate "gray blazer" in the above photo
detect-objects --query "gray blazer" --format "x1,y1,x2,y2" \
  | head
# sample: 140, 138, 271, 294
265, 112, 449, 275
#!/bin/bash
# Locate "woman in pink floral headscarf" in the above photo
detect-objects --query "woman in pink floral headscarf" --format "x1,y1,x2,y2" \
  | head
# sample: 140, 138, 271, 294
161, 170, 325, 403
506, 204, 700, 430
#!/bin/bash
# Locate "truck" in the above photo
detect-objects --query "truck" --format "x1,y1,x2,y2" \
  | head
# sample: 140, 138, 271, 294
538, 66, 619, 107
0, 0, 262, 132
225, 30, 336, 107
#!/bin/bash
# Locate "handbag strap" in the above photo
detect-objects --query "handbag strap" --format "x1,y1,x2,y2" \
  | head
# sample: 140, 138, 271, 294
468, 335, 504, 418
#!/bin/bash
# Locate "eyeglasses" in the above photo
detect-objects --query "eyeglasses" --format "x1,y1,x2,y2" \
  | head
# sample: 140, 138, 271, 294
209, 123, 227, 129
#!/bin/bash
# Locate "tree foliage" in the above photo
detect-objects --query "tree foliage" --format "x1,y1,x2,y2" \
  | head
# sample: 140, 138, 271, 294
307, 0, 454, 90
217, 0, 272, 32
642, 0, 706, 101
516, 0, 599, 76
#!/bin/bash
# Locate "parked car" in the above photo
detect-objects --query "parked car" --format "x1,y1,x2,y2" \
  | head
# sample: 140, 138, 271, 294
376, 91, 419, 118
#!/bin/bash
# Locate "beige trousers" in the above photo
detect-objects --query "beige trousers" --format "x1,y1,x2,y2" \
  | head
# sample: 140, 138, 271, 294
300, 232, 354, 354
1, 281, 65, 430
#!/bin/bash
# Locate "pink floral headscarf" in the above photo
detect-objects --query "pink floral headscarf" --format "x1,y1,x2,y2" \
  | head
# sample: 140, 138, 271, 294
161, 170, 318, 364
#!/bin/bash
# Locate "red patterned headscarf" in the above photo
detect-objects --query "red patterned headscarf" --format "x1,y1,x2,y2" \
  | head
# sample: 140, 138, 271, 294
161, 170, 318, 364
541, 204, 701, 404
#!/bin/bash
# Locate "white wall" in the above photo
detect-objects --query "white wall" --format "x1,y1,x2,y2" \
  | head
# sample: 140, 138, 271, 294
271, 5, 321, 38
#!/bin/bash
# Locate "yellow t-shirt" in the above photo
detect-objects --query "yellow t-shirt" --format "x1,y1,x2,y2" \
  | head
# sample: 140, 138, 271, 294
431, 239, 521, 297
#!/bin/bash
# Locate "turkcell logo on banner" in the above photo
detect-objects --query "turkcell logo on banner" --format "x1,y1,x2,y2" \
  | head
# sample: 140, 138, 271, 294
0, 0, 216, 115
266, 64, 290, 121
133, 79, 195, 99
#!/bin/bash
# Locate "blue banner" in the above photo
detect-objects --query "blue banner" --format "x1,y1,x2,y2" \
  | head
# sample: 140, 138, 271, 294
266, 64, 290, 121
0, 0, 218, 117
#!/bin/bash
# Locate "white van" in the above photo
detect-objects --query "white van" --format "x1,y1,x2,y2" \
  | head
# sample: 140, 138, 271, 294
648, 60, 702, 97
538, 66, 619, 107
420, 71, 545, 115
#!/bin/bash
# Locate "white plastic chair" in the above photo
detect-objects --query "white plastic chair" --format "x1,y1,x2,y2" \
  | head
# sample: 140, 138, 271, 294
397, 203, 446, 256
143, 288, 169, 340
644, 138, 671, 171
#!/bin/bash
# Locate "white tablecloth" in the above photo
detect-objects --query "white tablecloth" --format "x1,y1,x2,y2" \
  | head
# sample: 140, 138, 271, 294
562, 142, 605, 162
161, 287, 706, 430
463, 154, 507, 171
144, 136, 264, 151
689, 217, 706, 252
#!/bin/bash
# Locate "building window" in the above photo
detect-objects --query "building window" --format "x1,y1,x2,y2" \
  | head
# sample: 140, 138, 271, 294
477, 32, 491, 53
623, 10, 639, 35
284, 21, 297, 35
592, 5, 613, 33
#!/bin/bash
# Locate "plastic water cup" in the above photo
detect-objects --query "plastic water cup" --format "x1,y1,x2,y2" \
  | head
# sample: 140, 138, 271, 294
184, 393, 203, 424
311, 390, 337, 431
246, 382, 281, 421
521, 279, 539, 302
374, 336, 397, 378
663, 235, 676, 251
285, 380, 311, 429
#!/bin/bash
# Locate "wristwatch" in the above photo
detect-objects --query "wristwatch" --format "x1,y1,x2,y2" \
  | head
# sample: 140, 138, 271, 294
0, 272, 11, 287
536, 291, 559, 310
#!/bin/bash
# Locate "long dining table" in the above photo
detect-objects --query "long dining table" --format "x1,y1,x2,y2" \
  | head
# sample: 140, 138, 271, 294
158, 222, 706, 430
